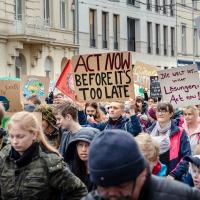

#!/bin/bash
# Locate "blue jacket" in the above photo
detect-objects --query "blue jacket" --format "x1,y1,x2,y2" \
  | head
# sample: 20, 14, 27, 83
87, 115, 142, 137
147, 120, 191, 180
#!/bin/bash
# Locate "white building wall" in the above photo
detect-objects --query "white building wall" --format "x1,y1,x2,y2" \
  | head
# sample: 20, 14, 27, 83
78, 0, 177, 68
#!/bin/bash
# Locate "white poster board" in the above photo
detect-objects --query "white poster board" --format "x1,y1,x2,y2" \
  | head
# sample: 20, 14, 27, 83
158, 65, 200, 108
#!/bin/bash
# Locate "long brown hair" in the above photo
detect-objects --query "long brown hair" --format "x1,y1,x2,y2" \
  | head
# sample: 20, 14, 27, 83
85, 102, 106, 123
7, 111, 60, 155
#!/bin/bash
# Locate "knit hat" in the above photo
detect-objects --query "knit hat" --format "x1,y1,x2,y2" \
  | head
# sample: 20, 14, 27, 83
185, 155, 200, 167
148, 107, 157, 120
88, 129, 147, 187
35, 105, 57, 129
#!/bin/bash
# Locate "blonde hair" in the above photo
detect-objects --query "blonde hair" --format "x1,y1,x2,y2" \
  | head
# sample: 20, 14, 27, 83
135, 133, 160, 163
7, 111, 59, 155
183, 106, 199, 118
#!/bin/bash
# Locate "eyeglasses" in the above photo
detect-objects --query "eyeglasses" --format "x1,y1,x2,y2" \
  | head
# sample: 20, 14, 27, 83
156, 110, 168, 114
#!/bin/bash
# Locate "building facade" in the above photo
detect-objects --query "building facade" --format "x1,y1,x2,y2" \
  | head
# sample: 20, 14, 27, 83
0, 0, 77, 80
176, 0, 200, 69
78, 0, 177, 69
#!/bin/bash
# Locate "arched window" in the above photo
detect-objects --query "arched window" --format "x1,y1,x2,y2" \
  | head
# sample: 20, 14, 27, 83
44, 56, 53, 78
61, 57, 68, 72
15, 54, 26, 78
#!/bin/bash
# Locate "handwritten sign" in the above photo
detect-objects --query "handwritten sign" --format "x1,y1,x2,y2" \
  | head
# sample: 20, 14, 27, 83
21, 75, 50, 102
72, 52, 134, 101
158, 65, 200, 108
133, 62, 158, 89
0, 80, 23, 112
150, 76, 162, 98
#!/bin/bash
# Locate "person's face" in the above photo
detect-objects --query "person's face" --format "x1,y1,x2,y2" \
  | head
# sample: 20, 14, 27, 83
156, 107, 173, 124
42, 119, 49, 130
97, 169, 147, 200
76, 141, 89, 161
53, 95, 65, 105
184, 109, 197, 124
190, 164, 200, 189
9, 123, 37, 155
55, 113, 71, 130
136, 101, 142, 109
86, 106, 96, 117
109, 102, 123, 120
148, 99, 154, 107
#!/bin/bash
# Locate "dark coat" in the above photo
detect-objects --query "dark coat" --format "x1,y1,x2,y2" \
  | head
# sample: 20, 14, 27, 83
87, 115, 142, 137
82, 175, 200, 200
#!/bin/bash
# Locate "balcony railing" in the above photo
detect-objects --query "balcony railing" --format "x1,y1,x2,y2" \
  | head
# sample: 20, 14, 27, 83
14, 16, 50, 37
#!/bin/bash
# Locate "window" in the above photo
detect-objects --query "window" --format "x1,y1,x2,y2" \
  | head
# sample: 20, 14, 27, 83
45, 56, 53, 78
181, 25, 186, 54
163, 0, 167, 15
113, 14, 119, 50
171, 27, 175, 56
127, 0, 135, 5
44, 0, 50, 26
147, 0, 152, 10
194, 28, 198, 56
127, 18, 136, 51
181, 0, 186, 4
89, 9, 97, 47
102, 12, 109, 49
147, 22, 152, 53
192, 0, 197, 9
155, 24, 160, 55
15, 0, 22, 20
163, 26, 168, 55
170, 0, 174, 16
155, 0, 160, 12
60, 0, 66, 28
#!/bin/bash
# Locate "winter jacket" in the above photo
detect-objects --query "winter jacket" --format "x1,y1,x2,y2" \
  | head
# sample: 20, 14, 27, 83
82, 175, 200, 200
0, 143, 87, 200
65, 131, 97, 191
0, 128, 7, 150
87, 115, 142, 136
182, 118, 200, 154
147, 120, 191, 180
152, 161, 167, 177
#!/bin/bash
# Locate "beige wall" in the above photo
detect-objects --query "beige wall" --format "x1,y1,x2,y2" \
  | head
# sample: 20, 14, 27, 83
0, 0, 78, 79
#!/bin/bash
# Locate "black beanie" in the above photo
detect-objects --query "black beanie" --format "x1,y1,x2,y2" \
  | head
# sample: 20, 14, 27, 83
88, 129, 147, 187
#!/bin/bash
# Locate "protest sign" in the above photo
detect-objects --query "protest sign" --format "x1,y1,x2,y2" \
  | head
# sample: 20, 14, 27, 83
21, 75, 50, 101
150, 76, 162, 98
133, 62, 158, 89
0, 80, 23, 112
158, 65, 200, 108
72, 52, 134, 101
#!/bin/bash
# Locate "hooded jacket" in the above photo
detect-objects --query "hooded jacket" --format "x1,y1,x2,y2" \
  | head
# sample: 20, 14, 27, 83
65, 131, 97, 191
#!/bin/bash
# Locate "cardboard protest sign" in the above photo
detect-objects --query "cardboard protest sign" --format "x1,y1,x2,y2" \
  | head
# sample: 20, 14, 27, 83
133, 62, 158, 89
0, 80, 23, 112
21, 75, 50, 102
158, 65, 200, 108
150, 76, 162, 98
72, 52, 134, 102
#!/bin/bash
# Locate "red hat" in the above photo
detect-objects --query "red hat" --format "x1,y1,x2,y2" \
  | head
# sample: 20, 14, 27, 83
148, 107, 157, 120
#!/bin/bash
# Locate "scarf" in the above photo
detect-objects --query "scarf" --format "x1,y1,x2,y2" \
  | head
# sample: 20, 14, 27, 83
151, 121, 171, 154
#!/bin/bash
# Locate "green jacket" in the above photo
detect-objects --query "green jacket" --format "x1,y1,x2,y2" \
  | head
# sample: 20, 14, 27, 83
0, 143, 87, 200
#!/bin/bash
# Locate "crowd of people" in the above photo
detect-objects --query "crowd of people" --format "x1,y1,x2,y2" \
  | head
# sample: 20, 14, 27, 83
0, 91, 200, 199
